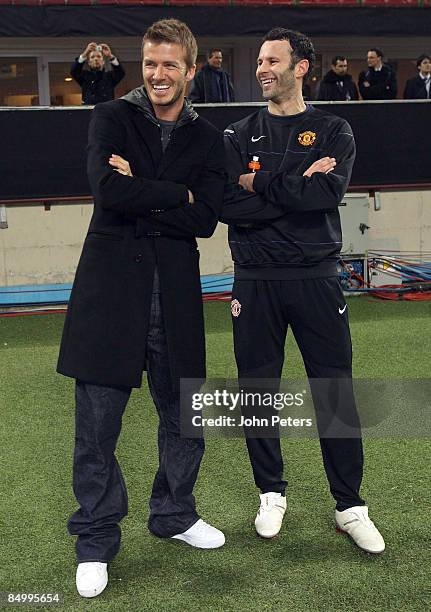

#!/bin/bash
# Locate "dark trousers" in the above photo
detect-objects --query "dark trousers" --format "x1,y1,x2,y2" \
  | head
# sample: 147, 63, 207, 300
232, 277, 365, 512
68, 290, 203, 562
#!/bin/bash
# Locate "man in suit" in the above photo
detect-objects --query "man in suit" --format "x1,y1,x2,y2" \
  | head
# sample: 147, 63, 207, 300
358, 48, 397, 100
404, 54, 431, 99
57, 18, 225, 599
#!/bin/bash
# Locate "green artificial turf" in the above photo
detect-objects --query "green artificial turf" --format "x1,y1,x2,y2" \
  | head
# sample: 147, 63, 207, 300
0, 297, 430, 611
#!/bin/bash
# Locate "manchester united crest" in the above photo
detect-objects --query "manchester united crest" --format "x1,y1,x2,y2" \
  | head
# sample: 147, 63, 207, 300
298, 131, 316, 146
231, 299, 241, 317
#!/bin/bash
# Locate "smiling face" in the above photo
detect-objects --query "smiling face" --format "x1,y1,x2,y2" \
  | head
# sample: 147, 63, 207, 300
208, 51, 223, 69
367, 51, 382, 69
143, 41, 196, 119
256, 39, 307, 103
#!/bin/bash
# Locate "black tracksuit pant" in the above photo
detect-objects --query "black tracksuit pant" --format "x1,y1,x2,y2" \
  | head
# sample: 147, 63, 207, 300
231, 276, 365, 511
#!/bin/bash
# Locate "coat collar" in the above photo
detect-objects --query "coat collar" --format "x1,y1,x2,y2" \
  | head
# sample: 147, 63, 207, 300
122, 86, 199, 175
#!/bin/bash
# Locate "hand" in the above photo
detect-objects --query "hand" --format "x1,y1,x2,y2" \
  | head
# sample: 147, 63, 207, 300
303, 157, 336, 177
101, 44, 113, 60
363, 81, 370, 88
238, 173, 255, 192
83, 42, 97, 58
188, 190, 195, 204
109, 154, 132, 176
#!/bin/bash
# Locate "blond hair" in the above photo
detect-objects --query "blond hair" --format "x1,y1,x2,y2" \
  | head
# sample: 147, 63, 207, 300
143, 19, 197, 69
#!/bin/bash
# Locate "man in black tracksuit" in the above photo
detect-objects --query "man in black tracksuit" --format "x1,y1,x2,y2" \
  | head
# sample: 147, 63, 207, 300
221, 28, 385, 554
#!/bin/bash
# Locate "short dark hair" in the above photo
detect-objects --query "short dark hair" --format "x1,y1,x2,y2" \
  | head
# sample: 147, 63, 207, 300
142, 18, 197, 69
332, 55, 347, 66
208, 48, 222, 59
262, 28, 315, 78
368, 47, 383, 58
416, 53, 431, 68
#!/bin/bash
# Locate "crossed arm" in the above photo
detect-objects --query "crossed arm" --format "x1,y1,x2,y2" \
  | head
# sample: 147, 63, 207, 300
220, 122, 355, 225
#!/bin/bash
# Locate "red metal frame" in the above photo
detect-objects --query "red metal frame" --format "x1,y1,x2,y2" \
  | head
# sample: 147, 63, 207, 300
0, 0, 428, 5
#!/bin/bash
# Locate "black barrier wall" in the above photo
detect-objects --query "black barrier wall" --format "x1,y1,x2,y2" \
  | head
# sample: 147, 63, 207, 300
2, 101, 431, 201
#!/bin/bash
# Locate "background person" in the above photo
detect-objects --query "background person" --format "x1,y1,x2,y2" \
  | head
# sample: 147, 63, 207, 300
189, 48, 235, 102
316, 56, 359, 101
358, 48, 397, 100
70, 42, 125, 105
403, 54, 431, 99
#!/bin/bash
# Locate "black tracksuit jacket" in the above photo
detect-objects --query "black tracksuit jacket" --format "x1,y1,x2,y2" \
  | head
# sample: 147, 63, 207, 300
221, 105, 356, 280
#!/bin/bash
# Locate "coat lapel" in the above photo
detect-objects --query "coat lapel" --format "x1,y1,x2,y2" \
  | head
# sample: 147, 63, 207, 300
156, 122, 196, 178
131, 110, 162, 175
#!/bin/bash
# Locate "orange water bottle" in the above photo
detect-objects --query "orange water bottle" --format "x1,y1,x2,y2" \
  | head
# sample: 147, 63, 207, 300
248, 155, 261, 173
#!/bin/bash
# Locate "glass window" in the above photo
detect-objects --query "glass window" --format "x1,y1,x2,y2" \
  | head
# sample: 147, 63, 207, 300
0, 57, 38, 106
49, 61, 82, 106
114, 61, 143, 98
49, 60, 143, 105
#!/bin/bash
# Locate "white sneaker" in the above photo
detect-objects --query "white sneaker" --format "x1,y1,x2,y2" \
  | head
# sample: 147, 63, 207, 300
255, 492, 287, 538
171, 519, 225, 549
335, 506, 385, 554
76, 562, 108, 598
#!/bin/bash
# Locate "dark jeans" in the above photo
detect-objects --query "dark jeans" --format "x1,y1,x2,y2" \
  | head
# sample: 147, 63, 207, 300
68, 289, 203, 562
232, 278, 365, 512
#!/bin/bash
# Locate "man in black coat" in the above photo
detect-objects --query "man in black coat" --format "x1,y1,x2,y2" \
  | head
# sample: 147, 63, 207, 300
70, 42, 125, 105
358, 48, 397, 100
404, 54, 431, 99
316, 56, 359, 101
189, 48, 235, 102
58, 19, 225, 599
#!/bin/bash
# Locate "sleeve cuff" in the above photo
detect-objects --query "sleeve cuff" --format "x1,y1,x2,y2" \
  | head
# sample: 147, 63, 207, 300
110, 57, 120, 66
253, 171, 271, 194
78, 55, 86, 63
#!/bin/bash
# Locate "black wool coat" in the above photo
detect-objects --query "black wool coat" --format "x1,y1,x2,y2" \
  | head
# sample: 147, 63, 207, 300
57, 93, 225, 389
189, 64, 235, 103
358, 65, 397, 100
316, 71, 359, 101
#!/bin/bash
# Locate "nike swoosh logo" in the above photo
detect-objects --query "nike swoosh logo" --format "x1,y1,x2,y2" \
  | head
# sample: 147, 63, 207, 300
339, 305, 347, 314
251, 135, 266, 142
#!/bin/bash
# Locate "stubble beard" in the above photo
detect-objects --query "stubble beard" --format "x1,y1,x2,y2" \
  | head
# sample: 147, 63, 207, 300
145, 79, 185, 108
261, 70, 297, 103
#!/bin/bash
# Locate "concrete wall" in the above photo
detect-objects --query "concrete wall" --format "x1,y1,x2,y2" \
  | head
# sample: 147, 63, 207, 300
0, 190, 430, 287
368, 191, 431, 254
0, 201, 232, 286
